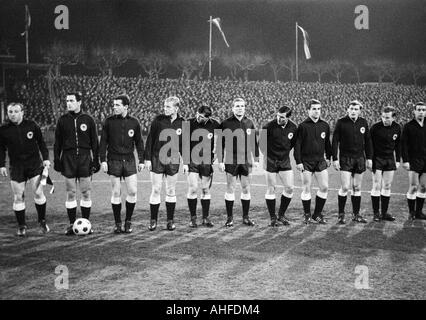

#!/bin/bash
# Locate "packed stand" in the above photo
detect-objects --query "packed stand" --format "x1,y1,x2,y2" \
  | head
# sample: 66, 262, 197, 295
14, 76, 426, 133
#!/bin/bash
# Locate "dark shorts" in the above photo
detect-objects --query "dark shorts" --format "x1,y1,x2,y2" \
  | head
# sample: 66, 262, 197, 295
409, 158, 426, 174
340, 156, 366, 174
188, 163, 213, 177
302, 159, 328, 173
61, 152, 92, 179
373, 157, 396, 172
266, 157, 291, 173
10, 159, 43, 183
151, 156, 180, 176
225, 163, 252, 177
108, 158, 137, 178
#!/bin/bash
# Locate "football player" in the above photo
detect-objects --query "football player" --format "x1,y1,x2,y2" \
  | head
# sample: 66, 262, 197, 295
259, 105, 297, 226
370, 106, 401, 222
401, 101, 426, 220
53, 92, 100, 235
217, 98, 259, 227
332, 100, 373, 224
294, 99, 331, 224
99, 94, 145, 234
0, 103, 51, 236
184, 105, 219, 228
145, 96, 185, 231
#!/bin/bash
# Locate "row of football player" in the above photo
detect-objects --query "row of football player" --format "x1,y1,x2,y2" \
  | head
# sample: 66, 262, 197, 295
1, 93, 426, 237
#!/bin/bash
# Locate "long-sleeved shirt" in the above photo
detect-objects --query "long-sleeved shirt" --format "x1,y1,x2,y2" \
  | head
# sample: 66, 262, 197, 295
294, 117, 331, 164
144, 114, 185, 161
401, 119, 426, 162
0, 119, 49, 167
186, 117, 220, 165
54, 111, 99, 161
370, 120, 401, 161
332, 115, 373, 160
259, 119, 298, 161
217, 115, 259, 164
99, 114, 144, 162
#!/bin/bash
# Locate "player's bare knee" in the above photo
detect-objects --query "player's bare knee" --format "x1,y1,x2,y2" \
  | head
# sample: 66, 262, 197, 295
319, 186, 328, 194
81, 191, 91, 201
166, 187, 176, 198
188, 181, 197, 193
66, 190, 76, 201
352, 185, 361, 193
127, 184, 137, 197
111, 188, 121, 198
266, 186, 275, 194
341, 185, 350, 193
284, 186, 293, 195
408, 185, 417, 194
226, 185, 235, 194
202, 187, 210, 196
383, 183, 392, 191
34, 189, 45, 200
187, 187, 197, 198
241, 185, 250, 194
14, 194, 24, 203
372, 183, 381, 192
420, 186, 426, 194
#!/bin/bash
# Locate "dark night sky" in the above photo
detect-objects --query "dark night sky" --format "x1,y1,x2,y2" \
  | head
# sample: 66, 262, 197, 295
1, 0, 426, 63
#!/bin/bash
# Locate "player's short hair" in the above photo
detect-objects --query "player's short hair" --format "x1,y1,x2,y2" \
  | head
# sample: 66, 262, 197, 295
306, 99, 321, 110
382, 106, 396, 117
6, 102, 24, 112
66, 91, 82, 102
415, 101, 425, 110
232, 98, 246, 106
114, 94, 130, 106
198, 105, 212, 117
348, 100, 363, 109
164, 96, 180, 108
277, 105, 292, 117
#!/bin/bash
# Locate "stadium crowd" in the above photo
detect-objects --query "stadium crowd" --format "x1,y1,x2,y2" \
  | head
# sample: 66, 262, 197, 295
13, 75, 426, 134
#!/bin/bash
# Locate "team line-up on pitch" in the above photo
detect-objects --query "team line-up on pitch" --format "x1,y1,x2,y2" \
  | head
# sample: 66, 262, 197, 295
1, 93, 426, 237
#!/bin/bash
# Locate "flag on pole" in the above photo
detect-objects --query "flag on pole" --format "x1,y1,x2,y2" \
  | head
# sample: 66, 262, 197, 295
20, 5, 31, 36
297, 25, 311, 59
211, 18, 230, 48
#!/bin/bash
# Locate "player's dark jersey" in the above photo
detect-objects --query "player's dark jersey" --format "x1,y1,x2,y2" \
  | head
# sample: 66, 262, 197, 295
99, 114, 144, 163
401, 119, 426, 163
144, 114, 185, 161
294, 117, 331, 164
332, 116, 373, 160
260, 119, 297, 161
0, 119, 49, 167
54, 111, 99, 160
186, 117, 220, 164
217, 115, 259, 164
370, 121, 401, 161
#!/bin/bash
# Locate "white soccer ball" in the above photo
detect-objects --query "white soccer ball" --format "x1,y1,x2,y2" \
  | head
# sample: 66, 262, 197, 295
73, 218, 92, 235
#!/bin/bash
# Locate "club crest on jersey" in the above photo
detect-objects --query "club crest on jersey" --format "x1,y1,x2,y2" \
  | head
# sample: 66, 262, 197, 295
288, 132, 294, 139
320, 132, 326, 139
128, 129, 134, 137
360, 127, 365, 134
26, 131, 33, 139
393, 134, 397, 140
80, 124, 87, 132
246, 128, 252, 135
207, 133, 213, 140
176, 128, 182, 135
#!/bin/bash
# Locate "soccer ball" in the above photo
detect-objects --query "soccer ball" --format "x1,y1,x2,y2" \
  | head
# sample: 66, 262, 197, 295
73, 218, 91, 235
